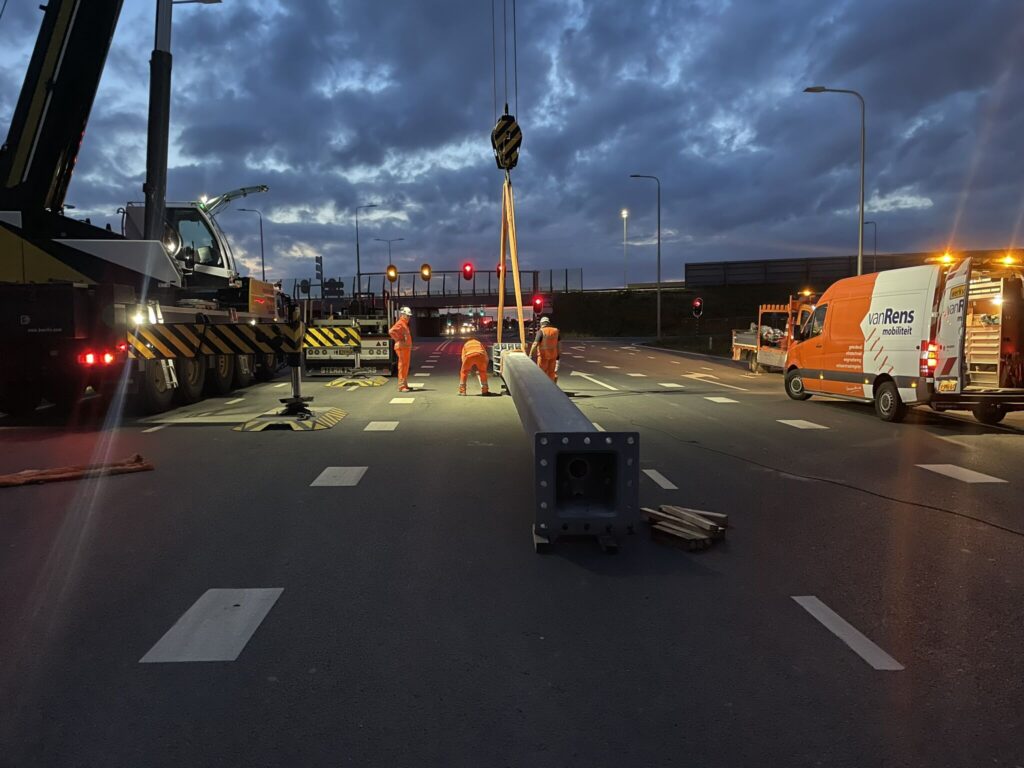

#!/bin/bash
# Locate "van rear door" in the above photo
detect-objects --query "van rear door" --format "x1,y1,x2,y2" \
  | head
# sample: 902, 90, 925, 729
934, 257, 971, 394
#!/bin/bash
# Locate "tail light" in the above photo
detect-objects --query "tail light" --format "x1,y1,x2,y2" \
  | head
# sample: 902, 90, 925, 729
919, 340, 938, 377
77, 349, 120, 367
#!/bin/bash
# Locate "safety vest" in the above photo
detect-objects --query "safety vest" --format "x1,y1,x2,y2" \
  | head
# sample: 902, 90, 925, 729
461, 339, 486, 362
538, 326, 559, 356
389, 317, 412, 351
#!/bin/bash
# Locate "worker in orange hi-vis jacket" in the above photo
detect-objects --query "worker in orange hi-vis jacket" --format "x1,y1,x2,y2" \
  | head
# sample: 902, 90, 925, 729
529, 316, 560, 382
388, 306, 414, 392
459, 337, 490, 395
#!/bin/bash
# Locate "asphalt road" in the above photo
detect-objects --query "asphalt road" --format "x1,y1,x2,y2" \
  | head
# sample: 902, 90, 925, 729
2, 338, 1023, 767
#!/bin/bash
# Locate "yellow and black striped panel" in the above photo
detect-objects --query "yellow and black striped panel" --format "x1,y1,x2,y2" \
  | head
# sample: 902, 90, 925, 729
128, 322, 304, 360
304, 325, 360, 349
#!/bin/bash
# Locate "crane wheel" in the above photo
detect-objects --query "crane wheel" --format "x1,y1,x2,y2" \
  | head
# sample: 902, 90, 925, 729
174, 357, 206, 404
204, 355, 235, 396
233, 354, 254, 388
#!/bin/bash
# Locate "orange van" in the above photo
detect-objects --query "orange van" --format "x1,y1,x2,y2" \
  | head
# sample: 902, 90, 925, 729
785, 257, 1024, 423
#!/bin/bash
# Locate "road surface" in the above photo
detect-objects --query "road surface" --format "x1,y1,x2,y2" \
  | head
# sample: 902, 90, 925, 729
2, 338, 1022, 767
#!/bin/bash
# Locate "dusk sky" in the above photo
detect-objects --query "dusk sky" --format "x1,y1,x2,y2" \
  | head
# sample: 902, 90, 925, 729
1, 0, 1023, 287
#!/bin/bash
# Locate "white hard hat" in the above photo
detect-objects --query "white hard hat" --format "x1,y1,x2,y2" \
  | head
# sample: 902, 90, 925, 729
400, 306, 412, 317
539, 316, 550, 326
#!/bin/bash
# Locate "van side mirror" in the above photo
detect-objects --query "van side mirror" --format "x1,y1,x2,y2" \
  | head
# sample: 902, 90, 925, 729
182, 247, 196, 273
792, 327, 804, 342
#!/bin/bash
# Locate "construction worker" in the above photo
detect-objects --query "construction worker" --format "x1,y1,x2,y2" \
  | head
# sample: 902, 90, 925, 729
389, 306, 413, 392
529, 316, 559, 382
459, 337, 490, 395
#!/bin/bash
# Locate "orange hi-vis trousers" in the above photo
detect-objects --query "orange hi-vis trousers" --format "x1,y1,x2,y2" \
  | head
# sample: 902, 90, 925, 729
459, 353, 489, 392
396, 348, 411, 387
538, 355, 557, 382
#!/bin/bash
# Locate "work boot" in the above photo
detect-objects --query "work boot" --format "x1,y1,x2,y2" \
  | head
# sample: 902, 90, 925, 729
481, 387, 490, 395
458, 387, 466, 396
398, 385, 412, 392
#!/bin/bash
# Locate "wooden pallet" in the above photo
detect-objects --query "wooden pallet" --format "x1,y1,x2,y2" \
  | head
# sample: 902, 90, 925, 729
642, 505, 728, 551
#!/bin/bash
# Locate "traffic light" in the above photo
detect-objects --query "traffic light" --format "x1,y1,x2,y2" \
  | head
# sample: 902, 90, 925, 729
532, 295, 543, 313
692, 297, 704, 319
386, 264, 398, 283
420, 263, 432, 281
461, 262, 474, 281
315, 254, 323, 282
496, 263, 503, 278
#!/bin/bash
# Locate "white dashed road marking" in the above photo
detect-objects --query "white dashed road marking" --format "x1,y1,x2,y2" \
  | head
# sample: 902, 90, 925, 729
311, 466, 368, 486
604, 365, 620, 369
658, 382, 685, 389
915, 464, 1007, 484
683, 373, 748, 391
141, 424, 168, 433
414, 373, 431, 377
390, 397, 416, 404
671, 361, 680, 365
642, 469, 678, 490
140, 588, 283, 663
570, 371, 618, 391
626, 373, 647, 377
225, 398, 244, 405
792, 596, 904, 671
365, 421, 399, 431
701, 366, 714, 371
778, 419, 829, 430
273, 383, 289, 388
407, 383, 425, 389
705, 396, 738, 404
587, 359, 600, 363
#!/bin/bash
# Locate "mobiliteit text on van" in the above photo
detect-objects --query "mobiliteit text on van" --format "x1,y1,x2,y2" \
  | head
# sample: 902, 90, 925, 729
784, 255, 1024, 424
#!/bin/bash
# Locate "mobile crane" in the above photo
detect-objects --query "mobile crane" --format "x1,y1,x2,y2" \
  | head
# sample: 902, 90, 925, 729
0, 1, 295, 415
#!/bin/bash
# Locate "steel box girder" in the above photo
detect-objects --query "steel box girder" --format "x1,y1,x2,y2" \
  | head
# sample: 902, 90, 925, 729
501, 352, 640, 538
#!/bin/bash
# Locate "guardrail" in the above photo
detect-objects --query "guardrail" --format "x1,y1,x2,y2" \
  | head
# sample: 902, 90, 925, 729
500, 351, 639, 552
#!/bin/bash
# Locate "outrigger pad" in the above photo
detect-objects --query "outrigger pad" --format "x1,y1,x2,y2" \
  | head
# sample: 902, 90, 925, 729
234, 407, 347, 432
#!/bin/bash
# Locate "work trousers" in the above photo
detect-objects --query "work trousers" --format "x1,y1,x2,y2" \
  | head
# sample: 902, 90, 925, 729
459, 353, 489, 392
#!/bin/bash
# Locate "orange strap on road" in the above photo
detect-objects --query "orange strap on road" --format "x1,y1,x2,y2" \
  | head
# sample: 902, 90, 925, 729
0, 454, 154, 488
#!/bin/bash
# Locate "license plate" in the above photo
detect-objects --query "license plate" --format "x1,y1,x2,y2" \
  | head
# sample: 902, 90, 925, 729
937, 379, 957, 393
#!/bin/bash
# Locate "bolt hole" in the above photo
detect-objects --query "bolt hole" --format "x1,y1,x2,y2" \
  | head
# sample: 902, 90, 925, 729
567, 458, 589, 479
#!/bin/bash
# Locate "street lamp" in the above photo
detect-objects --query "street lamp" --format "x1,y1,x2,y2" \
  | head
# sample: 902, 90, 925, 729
237, 208, 265, 281
375, 237, 405, 263
629, 174, 662, 339
143, 0, 222, 241
804, 85, 866, 276
621, 208, 629, 289
354, 203, 378, 297
863, 220, 877, 272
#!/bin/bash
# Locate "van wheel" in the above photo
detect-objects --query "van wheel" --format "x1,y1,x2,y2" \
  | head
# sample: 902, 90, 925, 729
785, 369, 811, 400
749, 358, 763, 374
874, 381, 907, 422
972, 403, 1006, 425
174, 357, 206, 404
205, 354, 235, 396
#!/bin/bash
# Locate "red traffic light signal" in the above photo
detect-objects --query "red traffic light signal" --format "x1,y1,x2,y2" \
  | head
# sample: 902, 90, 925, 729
461, 262, 474, 281
532, 295, 544, 312
692, 297, 704, 318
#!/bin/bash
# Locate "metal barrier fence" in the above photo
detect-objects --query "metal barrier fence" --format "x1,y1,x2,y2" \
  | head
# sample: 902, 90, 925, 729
279, 268, 584, 301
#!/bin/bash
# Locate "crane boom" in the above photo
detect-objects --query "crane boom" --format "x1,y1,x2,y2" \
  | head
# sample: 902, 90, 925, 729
0, 0, 124, 213
202, 185, 270, 216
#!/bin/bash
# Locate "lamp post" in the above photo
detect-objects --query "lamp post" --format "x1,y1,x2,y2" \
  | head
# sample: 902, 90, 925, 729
804, 85, 866, 276
629, 174, 661, 338
143, 0, 222, 241
354, 203, 378, 298
375, 237, 404, 263
621, 208, 629, 288
863, 219, 877, 272
237, 208, 265, 280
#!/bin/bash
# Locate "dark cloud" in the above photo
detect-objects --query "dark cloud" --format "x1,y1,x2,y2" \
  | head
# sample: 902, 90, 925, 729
2, 0, 1024, 286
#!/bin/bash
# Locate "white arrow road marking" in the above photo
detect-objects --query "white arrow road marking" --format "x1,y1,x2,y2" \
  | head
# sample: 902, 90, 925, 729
570, 371, 618, 391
